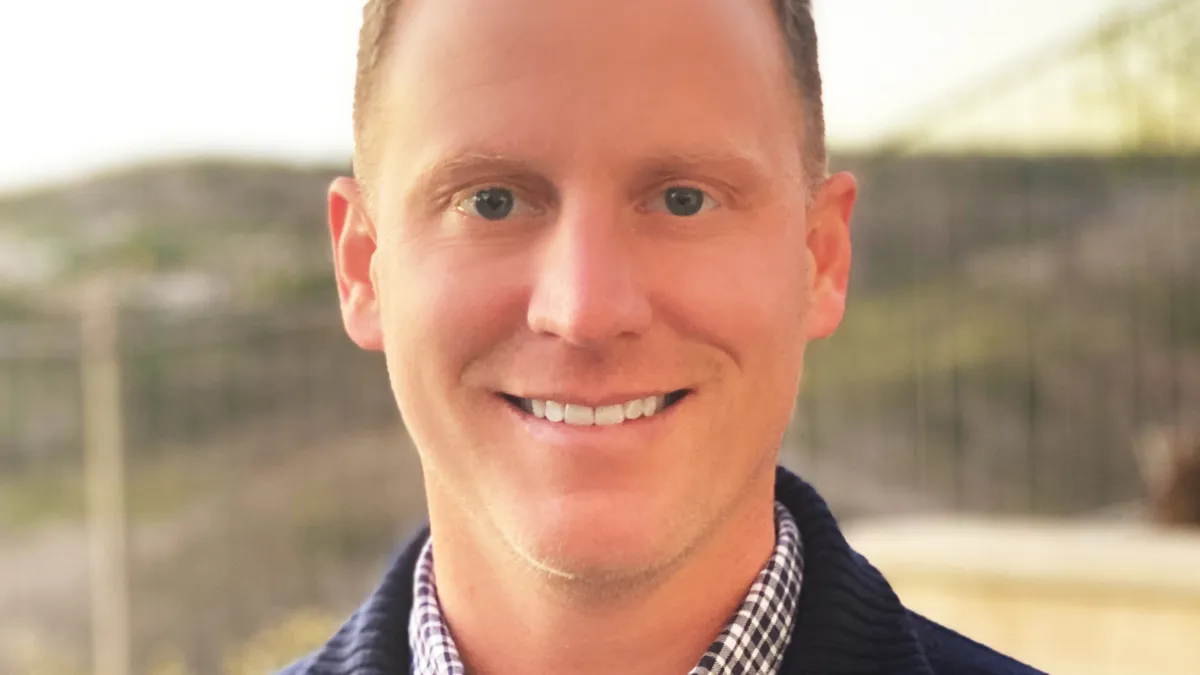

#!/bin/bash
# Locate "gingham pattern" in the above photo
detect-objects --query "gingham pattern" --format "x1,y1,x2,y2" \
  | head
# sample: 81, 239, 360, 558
408, 539, 465, 675
688, 502, 803, 675
409, 502, 803, 675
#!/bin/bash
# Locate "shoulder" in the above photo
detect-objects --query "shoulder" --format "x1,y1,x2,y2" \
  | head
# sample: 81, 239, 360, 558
908, 611, 1047, 675
264, 622, 360, 675
271, 655, 313, 675
268, 525, 431, 675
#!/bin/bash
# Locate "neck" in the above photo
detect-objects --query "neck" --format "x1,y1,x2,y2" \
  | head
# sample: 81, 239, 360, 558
426, 477, 776, 675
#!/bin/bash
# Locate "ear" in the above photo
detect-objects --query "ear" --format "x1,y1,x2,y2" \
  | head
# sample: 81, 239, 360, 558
803, 171, 857, 340
329, 177, 383, 351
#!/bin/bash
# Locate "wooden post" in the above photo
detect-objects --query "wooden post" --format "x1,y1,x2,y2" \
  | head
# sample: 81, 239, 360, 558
81, 278, 130, 675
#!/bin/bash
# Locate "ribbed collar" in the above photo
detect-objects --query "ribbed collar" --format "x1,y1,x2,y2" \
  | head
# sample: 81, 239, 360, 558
289, 466, 936, 675
773, 467, 935, 675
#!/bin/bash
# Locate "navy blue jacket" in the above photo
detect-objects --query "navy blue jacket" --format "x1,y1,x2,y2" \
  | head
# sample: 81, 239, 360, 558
279, 466, 1045, 674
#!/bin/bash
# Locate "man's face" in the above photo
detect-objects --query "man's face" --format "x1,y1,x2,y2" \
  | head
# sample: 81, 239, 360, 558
332, 0, 854, 579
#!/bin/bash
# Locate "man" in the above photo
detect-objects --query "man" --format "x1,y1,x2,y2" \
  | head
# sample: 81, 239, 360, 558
283, 0, 1043, 673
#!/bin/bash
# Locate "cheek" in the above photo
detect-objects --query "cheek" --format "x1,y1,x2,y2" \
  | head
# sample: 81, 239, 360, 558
646, 229, 809, 361
375, 241, 528, 391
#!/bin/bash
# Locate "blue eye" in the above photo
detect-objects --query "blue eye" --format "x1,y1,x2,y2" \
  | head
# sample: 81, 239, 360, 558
458, 187, 517, 220
660, 187, 716, 217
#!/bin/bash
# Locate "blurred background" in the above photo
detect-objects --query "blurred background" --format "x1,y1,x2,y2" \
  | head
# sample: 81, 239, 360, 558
1, 0, 1197, 673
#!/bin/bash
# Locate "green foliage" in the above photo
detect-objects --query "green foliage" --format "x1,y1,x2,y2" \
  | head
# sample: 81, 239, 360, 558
6, 609, 340, 675
0, 464, 84, 531
63, 226, 191, 278
220, 610, 340, 675
3, 154, 1198, 672
254, 270, 338, 304
0, 289, 43, 320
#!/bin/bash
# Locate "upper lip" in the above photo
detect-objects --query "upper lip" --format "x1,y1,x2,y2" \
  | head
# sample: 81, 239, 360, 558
499, 390, 685, 407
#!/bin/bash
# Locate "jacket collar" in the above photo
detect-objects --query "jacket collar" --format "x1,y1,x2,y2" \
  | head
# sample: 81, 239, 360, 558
774, 467, 935, 674
303, 466, 934, 675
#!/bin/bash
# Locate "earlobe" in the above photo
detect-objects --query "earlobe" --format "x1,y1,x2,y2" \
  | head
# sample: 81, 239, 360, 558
805, 275, 847, 340
329, 177, 384, 351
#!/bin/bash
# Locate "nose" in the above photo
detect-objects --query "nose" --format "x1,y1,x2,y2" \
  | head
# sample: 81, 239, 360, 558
526, 200, 653, 347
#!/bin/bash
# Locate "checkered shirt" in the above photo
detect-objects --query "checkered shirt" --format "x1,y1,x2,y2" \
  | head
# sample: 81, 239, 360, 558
409, 502, 803, 675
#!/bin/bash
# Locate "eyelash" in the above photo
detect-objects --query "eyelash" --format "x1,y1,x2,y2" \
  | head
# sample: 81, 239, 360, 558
444, 182, 725, 218
444, 184, 538, 216
644, 184, 721, 214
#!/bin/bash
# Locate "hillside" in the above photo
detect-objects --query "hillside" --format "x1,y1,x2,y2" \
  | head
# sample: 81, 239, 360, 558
2, 154, 1196, 310
2, 153, 1198, 673
0, 159, 348, 315
2, 154, 1198, 507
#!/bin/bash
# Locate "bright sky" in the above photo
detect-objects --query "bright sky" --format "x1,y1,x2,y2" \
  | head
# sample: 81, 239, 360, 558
0, 0, 1128, 193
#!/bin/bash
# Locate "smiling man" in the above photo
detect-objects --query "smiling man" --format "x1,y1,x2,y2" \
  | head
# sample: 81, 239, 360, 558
281, 0, 1041, 674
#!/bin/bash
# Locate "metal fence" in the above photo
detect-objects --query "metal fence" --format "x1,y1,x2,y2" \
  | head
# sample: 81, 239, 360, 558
1, 300, 412, 675
2, 152, 1198, 674
791, 154, 1200, 517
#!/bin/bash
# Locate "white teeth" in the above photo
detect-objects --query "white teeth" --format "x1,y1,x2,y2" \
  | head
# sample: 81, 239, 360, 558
563, 404, 594, 426
594, 404, 624, 426
519, 394, 675, 426
623, 398, 644, 420
643, 395, 659, 416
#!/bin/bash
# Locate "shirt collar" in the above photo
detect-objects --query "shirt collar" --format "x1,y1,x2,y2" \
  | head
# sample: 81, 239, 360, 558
409, 502, 803, 675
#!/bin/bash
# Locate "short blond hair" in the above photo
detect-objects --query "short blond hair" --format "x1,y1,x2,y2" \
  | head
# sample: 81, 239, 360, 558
352, 0, 827, 186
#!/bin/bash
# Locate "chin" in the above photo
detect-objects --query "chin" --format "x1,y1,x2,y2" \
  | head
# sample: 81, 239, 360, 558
503, 492, 698, 583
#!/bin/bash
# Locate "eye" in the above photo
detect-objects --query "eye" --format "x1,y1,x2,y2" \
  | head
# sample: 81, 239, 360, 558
654, 186, 718, 217
455, 187, 526, 221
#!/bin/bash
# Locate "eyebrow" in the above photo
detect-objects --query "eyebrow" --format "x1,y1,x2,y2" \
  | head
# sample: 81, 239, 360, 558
626, 151, 772, 200
407, 153, 556, 209
629, 151, 770, 184
406, 148, 773, 209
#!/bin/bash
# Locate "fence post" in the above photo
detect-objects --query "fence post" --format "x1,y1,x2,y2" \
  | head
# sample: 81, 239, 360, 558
81, 278, 130, 675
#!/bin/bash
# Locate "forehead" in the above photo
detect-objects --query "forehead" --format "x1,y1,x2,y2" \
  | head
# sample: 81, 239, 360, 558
374, 0, 805, 185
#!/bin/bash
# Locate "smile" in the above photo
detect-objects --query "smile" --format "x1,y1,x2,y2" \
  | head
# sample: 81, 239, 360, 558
499, 390, 691, 426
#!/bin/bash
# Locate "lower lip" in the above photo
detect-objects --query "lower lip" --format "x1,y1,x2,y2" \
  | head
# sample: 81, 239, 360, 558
499, 395, 685, 450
